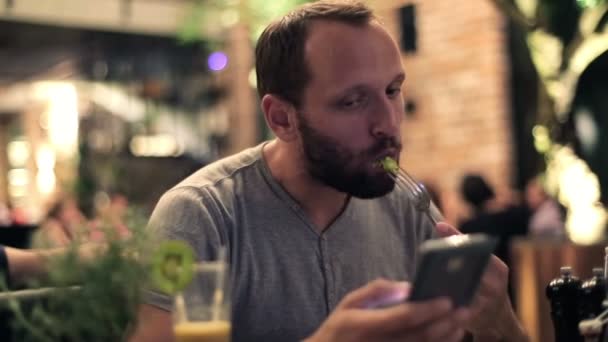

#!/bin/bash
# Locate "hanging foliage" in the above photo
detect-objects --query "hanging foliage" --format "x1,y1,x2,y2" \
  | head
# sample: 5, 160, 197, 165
490, 0, 608, 243
177, 0, 311, 44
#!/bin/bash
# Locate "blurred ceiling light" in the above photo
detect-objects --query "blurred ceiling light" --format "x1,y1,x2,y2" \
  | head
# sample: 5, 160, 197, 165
248, 68, 257, 88
35, 145, 56, 196
36, 169, 56, 195
36, 145, 56, 169
39, 111, 50, 130
8, 168, 29, 187
129, 134, 183, 157
35, 82, 79, 159
8, 185, 27, 198
208, 52, 228, 72
8, 140, 30, 167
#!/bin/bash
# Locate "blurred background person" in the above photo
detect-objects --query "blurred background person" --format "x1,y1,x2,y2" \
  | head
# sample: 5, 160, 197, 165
525, 176, 566, 239
460, 173, 501, 218
458, 173, 530, 306
34, 196, 90, 247
459, 173, 530, 259
89, 191, 131, 242
0, 241, 117, 288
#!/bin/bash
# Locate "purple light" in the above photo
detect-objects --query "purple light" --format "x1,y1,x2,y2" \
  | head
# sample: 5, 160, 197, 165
207, 52, 228, 71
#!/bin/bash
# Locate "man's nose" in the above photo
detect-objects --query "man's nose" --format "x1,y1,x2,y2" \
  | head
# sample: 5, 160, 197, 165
370, 98, 401, 139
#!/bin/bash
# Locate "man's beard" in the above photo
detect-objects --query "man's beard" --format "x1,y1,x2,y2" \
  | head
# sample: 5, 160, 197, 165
297, 116, 400, 199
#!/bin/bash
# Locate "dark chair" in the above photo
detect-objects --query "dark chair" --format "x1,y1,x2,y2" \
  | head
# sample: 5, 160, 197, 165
0, 224, 38, 248
0, 224, 38, 341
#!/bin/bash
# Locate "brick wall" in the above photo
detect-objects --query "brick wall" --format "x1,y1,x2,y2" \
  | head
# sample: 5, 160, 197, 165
374, 0, 515, 224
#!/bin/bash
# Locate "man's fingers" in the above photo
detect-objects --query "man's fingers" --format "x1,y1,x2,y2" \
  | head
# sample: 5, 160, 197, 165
386, 307, 470, 342
478, 256, 509, 298
340, 278, 410, 310
415, 307, 471, 341
391, 297, 454, 329
351, 296, 454, 334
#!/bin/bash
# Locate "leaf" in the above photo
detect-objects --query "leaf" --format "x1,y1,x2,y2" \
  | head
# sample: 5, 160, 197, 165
579, 3, 608, 37
527, 29, 564, 80
552, 31, 608, 116
515, 0, 539, 20
569, 31, 608, 73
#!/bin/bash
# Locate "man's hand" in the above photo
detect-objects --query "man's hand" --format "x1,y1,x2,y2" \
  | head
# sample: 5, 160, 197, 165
436, 223, 529, 342
305, 279, 471, 342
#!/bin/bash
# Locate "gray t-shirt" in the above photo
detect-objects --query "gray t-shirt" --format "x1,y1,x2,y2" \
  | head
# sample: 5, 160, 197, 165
146, 142, 435, 342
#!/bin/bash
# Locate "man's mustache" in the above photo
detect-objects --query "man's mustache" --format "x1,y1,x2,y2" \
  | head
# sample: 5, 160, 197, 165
368, 137, 401, 156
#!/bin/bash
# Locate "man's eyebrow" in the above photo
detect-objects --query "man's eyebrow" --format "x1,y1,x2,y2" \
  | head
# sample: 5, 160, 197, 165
333, 84, 368, 96
331, 72, 407, 97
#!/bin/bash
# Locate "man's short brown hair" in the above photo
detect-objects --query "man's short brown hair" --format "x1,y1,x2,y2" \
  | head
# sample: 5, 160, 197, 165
255, 1, 376, 108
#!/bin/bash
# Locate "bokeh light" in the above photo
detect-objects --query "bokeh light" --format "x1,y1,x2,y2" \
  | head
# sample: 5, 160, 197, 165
208, 52, 228, 72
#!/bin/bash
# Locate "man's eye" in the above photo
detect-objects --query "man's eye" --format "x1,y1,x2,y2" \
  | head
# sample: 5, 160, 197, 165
387, 87, 402, 97
341, 96, 365, 109
342, 100, 359, 108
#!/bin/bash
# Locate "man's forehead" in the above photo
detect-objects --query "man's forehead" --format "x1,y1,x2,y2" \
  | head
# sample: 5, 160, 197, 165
304, 20, 383, 55
304, 20, 404, 88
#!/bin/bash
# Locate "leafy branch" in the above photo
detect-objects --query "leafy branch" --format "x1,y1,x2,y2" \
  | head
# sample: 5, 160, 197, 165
0, 210, 154, 342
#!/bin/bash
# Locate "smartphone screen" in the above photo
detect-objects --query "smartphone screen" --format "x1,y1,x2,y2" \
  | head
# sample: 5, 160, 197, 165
408, 234, 498, 307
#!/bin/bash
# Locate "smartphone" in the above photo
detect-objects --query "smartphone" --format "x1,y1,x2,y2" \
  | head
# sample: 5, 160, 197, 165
408, 233, 498, 307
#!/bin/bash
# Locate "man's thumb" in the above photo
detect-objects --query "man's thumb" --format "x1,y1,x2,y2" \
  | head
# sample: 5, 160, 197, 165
436, 222, 462, 238
340, 279, 410, 309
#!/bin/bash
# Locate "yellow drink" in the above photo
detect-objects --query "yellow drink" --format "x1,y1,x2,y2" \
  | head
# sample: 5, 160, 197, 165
174, 321, 231, 342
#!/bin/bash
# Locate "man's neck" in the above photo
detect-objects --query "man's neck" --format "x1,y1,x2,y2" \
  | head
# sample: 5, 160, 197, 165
263, 140, 349, 234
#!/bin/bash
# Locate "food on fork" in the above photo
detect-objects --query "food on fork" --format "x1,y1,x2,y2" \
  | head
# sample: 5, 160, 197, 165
379, 156, 399, 175
378, 156, 442, 225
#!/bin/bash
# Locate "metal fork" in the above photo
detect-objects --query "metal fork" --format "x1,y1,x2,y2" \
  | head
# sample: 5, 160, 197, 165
387, 167, 444, 225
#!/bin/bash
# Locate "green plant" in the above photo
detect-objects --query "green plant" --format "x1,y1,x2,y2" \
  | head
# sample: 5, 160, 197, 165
177, 0, 311, 44
1, 210, 155, 342
489, 0, 608, 243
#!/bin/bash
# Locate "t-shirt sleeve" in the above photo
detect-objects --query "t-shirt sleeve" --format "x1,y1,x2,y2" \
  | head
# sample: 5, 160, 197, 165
143, 186, 227, 311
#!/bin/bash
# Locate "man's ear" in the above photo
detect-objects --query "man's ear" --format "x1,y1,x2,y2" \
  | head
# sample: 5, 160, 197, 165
261, 94, 299, 142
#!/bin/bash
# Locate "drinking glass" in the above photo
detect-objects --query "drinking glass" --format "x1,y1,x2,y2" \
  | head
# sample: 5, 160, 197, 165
172, 258, 230, 342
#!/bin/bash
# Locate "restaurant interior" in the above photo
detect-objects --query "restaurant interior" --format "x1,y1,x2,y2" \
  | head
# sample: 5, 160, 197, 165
1, 0, 608, 341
